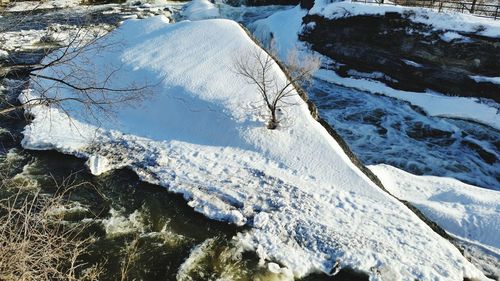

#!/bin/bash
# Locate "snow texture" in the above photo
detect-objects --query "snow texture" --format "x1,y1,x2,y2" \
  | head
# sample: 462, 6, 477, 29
370, 164, 500, 278
401, 59, 423, 68
21, 16, 487, 280
180, 0, 220, 20
0, 50, 8, 60
370, 164, 500, 253
440, 31, 470, 42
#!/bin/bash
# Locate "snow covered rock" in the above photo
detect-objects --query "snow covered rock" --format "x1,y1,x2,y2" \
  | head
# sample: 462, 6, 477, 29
181, 0, 220, 20
21, 16, 488, 280
0, 50, 8, 60
370, 164, 500, 279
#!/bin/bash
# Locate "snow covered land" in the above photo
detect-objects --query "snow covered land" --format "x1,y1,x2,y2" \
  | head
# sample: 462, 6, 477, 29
371, 164, 500, 278
19, 14, 490, 280
181, 0, 220, 20
248, 0, 500, 277
371, 164, 500, 254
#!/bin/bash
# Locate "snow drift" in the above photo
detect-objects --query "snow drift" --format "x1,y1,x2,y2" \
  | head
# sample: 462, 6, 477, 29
371, 164, 500, 253
21, 16, 488, 280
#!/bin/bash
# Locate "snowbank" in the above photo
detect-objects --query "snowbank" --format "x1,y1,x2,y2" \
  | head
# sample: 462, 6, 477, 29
309, 1, 500, 38
251, 6, 308, 58
370, 164, 500, 252
21, 16, 487, 280
181, 0, 220, 20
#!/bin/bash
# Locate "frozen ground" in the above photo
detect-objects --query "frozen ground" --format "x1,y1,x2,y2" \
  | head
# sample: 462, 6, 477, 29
180, 0, 220, 20
20, 16, 488, 280
371, 164, 500, 251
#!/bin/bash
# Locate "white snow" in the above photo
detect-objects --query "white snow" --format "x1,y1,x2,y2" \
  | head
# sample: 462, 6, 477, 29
370, 164, 500, 255
0, 49, 8, 60
21, 16, 488, 280
346, 69, 398, 83
309, 1, 500, 38
440, 31, 469, 42
402, 59, 423, 68
86, 154, 112, 176
250, 6, 307, 58
470, 75, 500, 85
180, 0, 220, 20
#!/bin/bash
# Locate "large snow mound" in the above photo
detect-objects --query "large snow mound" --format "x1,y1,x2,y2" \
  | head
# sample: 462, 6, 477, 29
181, 0, 220, 20
370, 164, 500, 253
21, 16, 487, 280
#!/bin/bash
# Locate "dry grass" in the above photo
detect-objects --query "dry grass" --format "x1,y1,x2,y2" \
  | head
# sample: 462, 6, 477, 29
0, 174, 103, 281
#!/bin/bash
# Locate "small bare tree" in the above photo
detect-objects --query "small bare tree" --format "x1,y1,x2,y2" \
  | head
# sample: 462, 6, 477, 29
234, 47, 320, 129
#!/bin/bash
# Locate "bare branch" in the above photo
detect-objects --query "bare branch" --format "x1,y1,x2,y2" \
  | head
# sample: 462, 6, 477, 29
233, 46, 320, 129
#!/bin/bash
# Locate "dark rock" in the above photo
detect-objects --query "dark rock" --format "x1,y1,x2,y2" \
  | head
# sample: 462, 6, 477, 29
244, 0, 299, 6
462, 140, 497, 164
300, 267, 369, 280
299, 14, 500, 102
300, 0, 314, 10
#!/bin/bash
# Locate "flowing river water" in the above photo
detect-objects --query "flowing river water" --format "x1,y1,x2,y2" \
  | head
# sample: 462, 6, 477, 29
0, 2, 498, 280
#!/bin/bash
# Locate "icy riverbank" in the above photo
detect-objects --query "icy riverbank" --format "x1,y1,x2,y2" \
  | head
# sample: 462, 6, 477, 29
370, 164, 500, 278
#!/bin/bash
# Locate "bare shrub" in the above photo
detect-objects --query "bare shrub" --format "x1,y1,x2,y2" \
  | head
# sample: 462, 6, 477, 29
0, 7, 159, 124
0, 175, 103, 281
234, 46, 320, 129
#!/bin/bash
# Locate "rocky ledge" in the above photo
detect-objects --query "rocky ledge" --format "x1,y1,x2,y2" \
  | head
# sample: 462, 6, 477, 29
299, 12, 500, 102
